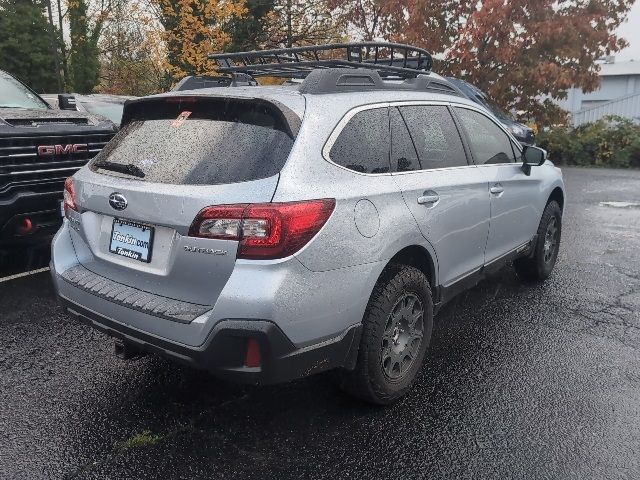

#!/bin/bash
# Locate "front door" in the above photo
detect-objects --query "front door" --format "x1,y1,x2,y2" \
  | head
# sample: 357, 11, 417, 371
453, 106, 542, 263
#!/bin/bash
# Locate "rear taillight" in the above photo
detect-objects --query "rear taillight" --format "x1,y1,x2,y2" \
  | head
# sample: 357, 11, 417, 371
189, 199, 335, 260
63, 177, 78, 217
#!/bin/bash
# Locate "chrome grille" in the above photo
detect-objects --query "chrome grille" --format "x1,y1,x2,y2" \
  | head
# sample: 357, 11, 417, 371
0, 132, 114, 199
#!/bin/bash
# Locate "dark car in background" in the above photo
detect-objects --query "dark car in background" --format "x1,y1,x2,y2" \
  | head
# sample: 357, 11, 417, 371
447, 77, 535, 145
42, 94, 134, 126
74, 94, 134, 126
0, 71, 117, 249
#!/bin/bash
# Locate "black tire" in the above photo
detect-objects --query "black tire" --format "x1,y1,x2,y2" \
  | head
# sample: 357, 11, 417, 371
338, 264, 433, 405
514, 200, 562, 281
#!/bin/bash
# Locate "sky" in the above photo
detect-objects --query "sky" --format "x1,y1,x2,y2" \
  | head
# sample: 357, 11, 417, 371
616, 1, 640, 61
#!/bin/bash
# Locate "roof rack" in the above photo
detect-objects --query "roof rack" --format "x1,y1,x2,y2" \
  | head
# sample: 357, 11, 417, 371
209, 42, 433, 78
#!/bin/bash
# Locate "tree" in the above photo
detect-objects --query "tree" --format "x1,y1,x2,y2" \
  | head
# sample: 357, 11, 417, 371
264, 0, 344, 48
444, 0, 633, 124
329, 0, 388, 42
335, 0, 635, 125
0, 0, 61, 92
155, 0, 247, 81
68, 0, 105, 92
226, 0, 274, 51
98, 0, 167, 94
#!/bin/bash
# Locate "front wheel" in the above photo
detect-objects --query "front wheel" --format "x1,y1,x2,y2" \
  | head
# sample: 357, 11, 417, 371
514, 200, 562, 281
338, 264, 433, 405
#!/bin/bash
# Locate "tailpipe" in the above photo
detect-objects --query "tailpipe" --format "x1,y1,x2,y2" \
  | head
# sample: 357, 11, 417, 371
114, 338, 146, 360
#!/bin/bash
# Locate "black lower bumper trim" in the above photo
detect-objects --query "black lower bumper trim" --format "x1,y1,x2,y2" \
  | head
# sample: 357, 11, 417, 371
0, 191, 63, 246
58, 294, 362, 385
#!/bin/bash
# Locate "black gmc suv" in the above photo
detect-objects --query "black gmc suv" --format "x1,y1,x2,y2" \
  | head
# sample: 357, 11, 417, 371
0, 70, 117, 248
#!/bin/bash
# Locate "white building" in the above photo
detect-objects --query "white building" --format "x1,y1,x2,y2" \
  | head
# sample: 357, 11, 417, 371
556, 59, 640, 125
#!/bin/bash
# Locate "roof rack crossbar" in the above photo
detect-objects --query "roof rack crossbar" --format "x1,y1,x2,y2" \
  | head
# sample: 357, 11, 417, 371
209, 42, 433, 78
215, 60, 430, 78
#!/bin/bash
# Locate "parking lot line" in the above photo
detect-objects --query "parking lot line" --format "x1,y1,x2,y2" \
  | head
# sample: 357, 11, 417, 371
0, 267, 50, 284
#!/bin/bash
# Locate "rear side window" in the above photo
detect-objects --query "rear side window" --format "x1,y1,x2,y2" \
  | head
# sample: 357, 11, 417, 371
454, 107, 516, 164
91, 99, 296, 185
329, 108, 390, 174
399, 106, 468, 170
390, 107, 420, 172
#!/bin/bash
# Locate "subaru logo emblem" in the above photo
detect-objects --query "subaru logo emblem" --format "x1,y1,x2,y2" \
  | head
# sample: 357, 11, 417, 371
109, 192, 127, 211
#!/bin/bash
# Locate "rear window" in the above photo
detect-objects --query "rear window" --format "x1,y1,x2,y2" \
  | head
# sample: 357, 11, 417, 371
91, 98, 297, 185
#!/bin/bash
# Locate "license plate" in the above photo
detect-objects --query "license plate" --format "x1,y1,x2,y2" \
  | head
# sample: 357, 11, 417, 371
109, 218, 154, 263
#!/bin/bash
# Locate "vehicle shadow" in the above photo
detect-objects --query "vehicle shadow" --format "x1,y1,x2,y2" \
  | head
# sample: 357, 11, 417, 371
0, 243, 51, 277
64, 267, 542, 479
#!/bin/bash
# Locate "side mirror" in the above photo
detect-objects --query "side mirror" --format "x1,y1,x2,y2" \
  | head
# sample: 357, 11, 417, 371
522, 145, 547, 175
58, 94, 77, 111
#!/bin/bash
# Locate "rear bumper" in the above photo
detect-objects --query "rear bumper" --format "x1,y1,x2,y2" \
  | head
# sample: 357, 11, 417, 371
56, 291, 361, 385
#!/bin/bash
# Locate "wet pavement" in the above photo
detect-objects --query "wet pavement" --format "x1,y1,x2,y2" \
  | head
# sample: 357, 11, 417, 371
1, 167, 639, 479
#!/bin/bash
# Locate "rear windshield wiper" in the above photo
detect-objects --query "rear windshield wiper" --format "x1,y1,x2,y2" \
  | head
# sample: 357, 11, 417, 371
93, 160, 145, 178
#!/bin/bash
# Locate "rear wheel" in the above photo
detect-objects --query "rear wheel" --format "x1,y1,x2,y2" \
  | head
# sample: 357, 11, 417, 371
338, 264, 433, 405
514, 200, 562, 281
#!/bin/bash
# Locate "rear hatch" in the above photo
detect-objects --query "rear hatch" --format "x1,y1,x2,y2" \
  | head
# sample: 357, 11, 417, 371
69, 94, 302, 307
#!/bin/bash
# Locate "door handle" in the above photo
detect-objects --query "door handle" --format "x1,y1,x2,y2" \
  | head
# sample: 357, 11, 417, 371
417, 194, 440, 205
490, 184, 504, 195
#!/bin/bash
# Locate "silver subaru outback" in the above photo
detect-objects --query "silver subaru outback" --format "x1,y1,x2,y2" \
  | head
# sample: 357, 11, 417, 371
51, 43, 564, 404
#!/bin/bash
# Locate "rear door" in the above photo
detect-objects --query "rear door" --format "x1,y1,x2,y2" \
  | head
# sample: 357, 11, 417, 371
390, 104, 490, 288
453, 106, 541, 263
69, 96, 300, 306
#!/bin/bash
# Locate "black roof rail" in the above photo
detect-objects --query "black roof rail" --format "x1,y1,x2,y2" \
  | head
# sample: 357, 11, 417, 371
209, 42, 433, 78
295, 68, 464, 95
172, 73, 257, 91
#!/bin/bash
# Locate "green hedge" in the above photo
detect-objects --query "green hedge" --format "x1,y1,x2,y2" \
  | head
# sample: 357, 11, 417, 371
536, 116, 640, 169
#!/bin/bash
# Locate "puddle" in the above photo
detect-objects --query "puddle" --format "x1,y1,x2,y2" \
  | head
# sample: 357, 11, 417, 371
599, 201, 640, 209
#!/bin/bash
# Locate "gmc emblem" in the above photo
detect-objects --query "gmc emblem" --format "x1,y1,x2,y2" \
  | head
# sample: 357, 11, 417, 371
37, 144, 88, 156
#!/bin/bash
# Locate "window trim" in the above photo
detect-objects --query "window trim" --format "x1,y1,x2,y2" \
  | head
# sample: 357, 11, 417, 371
451, 104, 524, 167
323, 100, 520, 176
390, 106, 423, 173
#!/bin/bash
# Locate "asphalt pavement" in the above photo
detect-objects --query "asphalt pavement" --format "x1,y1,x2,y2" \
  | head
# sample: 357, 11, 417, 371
1, 167, 639, 479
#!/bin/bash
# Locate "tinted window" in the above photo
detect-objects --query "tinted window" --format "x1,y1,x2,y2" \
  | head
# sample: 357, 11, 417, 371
455, 108, 516, 164
91, 101, 295, 185
390, 107, 419, 172
399, 106, 467, 170
329, 108, 390, 174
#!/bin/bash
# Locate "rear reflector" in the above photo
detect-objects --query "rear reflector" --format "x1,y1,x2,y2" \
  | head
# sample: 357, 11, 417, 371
17, 218, 33, 235
244, 338, 261, 368
189, 199, 335, 260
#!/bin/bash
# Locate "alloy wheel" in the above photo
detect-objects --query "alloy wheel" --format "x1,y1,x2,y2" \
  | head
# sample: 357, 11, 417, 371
543, 216, 559, 263
381, 293, 424, 380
